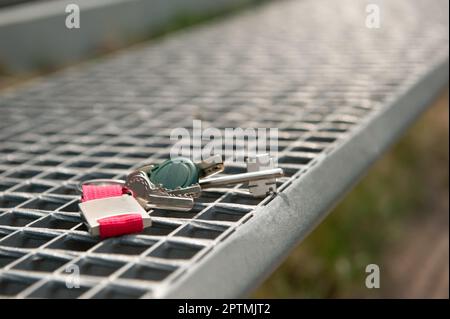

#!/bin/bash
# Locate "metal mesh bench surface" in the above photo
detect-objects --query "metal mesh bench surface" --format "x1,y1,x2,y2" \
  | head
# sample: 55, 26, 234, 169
0, 0, 48, 9
0, 0, 448, 298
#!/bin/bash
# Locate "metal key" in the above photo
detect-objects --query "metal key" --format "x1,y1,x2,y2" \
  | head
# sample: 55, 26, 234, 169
145, 154, 282, 198
144, 155, 224, 190
200, 154, 283, 197
128, 155, 223, 198
126, 154, 283, 202
125, 171, 194, 211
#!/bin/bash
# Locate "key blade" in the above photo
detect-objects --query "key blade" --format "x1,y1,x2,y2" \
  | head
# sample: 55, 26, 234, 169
247, 154, 278, 197
199, 168, 284, 189
125, 170, 195, 211
145, 194, 194, 211
166, 184, 202, 198
125, 170, 157, 202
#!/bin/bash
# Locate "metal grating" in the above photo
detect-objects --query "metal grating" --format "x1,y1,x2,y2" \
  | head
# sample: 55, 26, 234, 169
0, 0, 448, 298
0, 0, 48, 9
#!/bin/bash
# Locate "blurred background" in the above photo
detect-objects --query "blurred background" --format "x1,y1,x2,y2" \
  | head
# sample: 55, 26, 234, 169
255, 90, 449, 298
0, 0, 448, 298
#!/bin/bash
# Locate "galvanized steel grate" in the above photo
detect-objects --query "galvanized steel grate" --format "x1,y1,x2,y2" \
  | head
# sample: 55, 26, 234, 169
0, 0, 448, 298
0, 0, 47, 9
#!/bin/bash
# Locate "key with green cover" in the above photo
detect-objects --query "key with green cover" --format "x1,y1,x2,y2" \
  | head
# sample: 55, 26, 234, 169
146, 155, 224, 190
139, 154, 283, 198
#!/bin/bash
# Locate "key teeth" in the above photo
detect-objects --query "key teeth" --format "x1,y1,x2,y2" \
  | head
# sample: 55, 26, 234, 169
198, 157, 224, 178
247, 154, 279, 197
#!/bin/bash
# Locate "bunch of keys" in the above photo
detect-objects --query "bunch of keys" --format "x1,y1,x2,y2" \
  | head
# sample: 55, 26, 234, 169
125, 153, 284, 204
78, 154, 283, 238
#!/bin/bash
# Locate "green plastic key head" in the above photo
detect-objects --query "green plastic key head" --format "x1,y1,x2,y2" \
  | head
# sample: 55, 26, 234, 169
148, 157, 200, 190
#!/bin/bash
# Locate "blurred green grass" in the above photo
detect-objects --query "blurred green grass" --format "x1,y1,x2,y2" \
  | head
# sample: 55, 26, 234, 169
253, 89, 449, 298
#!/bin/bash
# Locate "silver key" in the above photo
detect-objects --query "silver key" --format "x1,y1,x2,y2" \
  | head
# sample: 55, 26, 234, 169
247, 154, 278, 197
199, 154, 284, 197
143, 192, 194, 211
124, 171, 194, 211
125, 155, 223, 200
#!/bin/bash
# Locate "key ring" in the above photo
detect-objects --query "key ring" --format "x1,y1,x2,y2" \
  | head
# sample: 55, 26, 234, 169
77, 179, 125, 193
